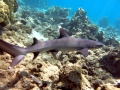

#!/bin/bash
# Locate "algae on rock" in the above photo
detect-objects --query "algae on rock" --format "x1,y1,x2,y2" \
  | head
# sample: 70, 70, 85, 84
0, 0, 18, 26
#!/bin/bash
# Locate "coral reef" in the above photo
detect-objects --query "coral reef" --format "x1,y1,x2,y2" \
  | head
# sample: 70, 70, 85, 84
99, 49, 120, 76
105, 37, 119, 47
0, 4, 120, 90
98, 26, 120, 47
62, 8, 102, 41
45, 6, 69, 24
98, 17, 108, 28
45, 6, 68, 18
0, 0, 18, 26
96, 31, 105, 42
3, 0, 18, 13
0, 0, 10, 26
66, 8, 89, 35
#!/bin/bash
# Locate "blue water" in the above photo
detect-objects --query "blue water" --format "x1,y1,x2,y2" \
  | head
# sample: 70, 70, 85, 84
47, 0, 120, 27
18, 0, 120, 29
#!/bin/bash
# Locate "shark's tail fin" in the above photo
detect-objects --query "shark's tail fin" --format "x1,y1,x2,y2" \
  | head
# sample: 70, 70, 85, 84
10, 55, 25, 67
10, 38, 40, 67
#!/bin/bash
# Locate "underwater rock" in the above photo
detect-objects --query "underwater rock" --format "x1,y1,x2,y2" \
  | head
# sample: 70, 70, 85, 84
88, 24, 98, 35
64, 8, 89, 36
102, 85, 120, 90
0, 3, 120, 90
98, 17, 108, 28
58, 64, 93, 90
105, 26, 118, 39
3, 0, 18, 23
0, 0, 18, 26
99, 49, 120, 76
45, 6, 68, 18
35, 12, 44, 18
5, 24, 19, 31
100, 26, 120, 44
3, 0, 18, 13
68, 8, 89, 34
63, 8, 101, 41
96, 31, 105, 42
45, 6, 69, 24
42, 25, 59, 39
21, 9, 32, 19
0, 0, 10, 26
105, 37, 119, 47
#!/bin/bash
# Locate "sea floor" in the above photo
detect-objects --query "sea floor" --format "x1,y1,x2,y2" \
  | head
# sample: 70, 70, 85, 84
0, 5, 120, 90
0, 27, 120, 90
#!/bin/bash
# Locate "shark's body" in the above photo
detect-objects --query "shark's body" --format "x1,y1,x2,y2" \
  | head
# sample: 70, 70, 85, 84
0, 27, 104, 67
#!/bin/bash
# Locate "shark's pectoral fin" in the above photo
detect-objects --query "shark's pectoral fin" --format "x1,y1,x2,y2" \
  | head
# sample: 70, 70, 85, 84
33, 52, 40, 59
49, 50, 58, 58
77, 48, 89, 57
10, 55, 25, 67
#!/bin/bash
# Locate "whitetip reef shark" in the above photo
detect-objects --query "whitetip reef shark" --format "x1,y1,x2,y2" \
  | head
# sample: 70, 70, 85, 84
0, 26, 104, 68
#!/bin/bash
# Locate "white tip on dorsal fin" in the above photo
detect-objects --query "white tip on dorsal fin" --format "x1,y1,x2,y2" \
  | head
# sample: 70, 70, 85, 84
58, 26, 69, 39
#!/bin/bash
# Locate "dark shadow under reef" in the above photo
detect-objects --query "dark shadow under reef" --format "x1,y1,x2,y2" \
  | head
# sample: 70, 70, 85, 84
99, 49, 120, 78
0, 25, 4, 35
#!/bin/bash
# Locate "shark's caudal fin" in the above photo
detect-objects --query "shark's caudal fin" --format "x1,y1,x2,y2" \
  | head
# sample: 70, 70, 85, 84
10, 55, 25, 67
0, 39, 26, 67
31, 37, 40, 59
10, 37, 40, 67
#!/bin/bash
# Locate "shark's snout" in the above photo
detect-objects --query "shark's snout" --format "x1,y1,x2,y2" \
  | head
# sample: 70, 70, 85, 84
95, 42, 104, 48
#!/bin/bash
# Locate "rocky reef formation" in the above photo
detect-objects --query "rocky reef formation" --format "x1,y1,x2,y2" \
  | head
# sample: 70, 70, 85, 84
45, 6, 69, 24
99, 26, 120, 47
105, 38, 119, 47
99, 49, 120, 76
3, 0, 18, 13
0, 4, 120, 90
0, 31, 120, 89
0, 0, 18, 26
55, 8, 105, 43
98, 17, 109, 28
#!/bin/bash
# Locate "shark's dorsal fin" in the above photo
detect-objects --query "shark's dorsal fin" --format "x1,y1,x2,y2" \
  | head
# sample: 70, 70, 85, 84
32, 37, 39, 45
32, 37, 40, 59
58, 27, 69, 39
